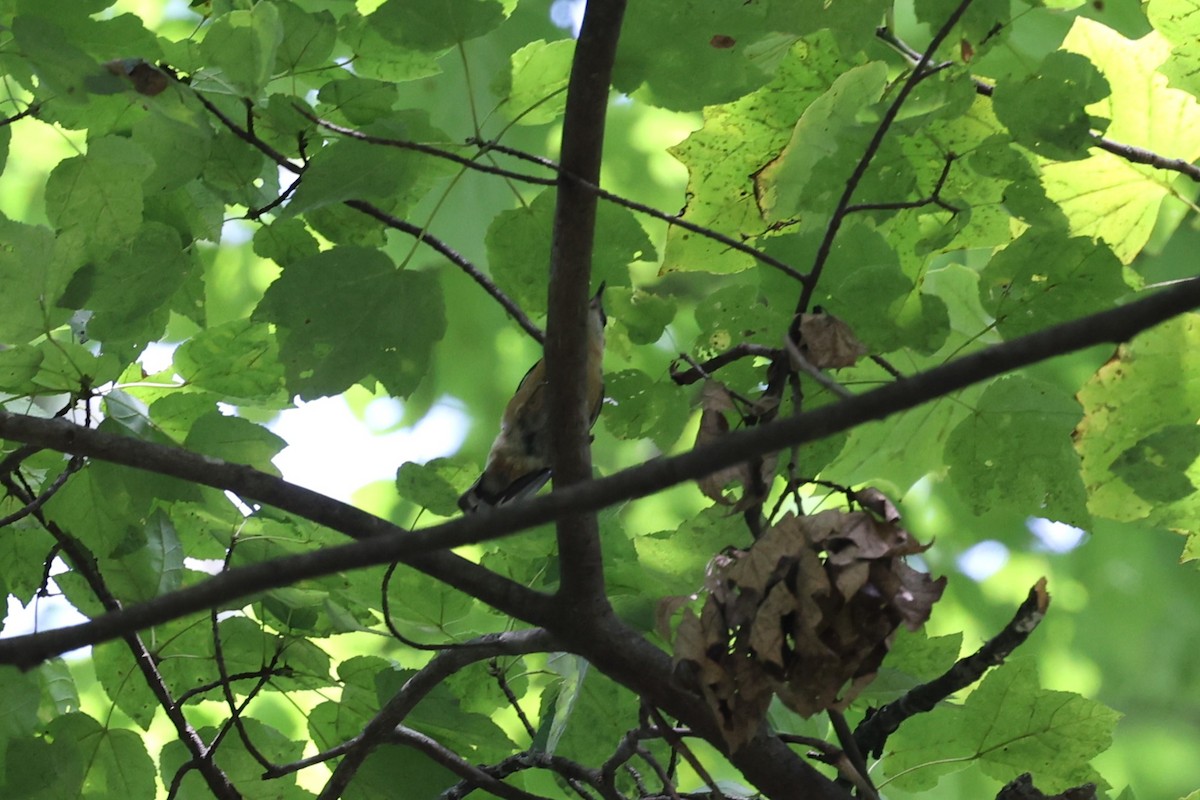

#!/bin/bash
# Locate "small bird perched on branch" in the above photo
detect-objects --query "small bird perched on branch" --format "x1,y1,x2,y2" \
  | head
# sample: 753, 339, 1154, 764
458, 285, 607, 513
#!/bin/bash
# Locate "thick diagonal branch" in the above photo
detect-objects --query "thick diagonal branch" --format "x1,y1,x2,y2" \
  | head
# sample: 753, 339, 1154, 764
547, 0, 628, 606
1, 277, 1198, 668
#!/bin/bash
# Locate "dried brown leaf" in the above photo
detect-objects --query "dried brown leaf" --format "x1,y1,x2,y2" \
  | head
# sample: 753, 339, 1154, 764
655, 594, 698, 641
887, 560, 948, 630
798, 312, 868, 369
853, 486, 901, 522
748, 582, 797, 670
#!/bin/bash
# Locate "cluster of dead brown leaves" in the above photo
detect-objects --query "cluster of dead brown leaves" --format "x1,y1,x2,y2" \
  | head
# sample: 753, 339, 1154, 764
670, 494, 946, 752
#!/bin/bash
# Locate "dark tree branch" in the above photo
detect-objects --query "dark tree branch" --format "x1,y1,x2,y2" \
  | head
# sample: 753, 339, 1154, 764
670, 344, 782, 386
342, 199, 545, 342
193, 87, 546, 343
0, 473, 239, 800
646, 706, 724, 800
0, 454, 81, 527
546, 0, 627, 607
207, 540, 280, 772
300, 107, 558, 186
490, 658, 539, 741
444, 749, 615, 800
473, 137, 810, 283
844, 152, 959, 214
316, 629, 557, 797
1, 278, 1199, 668
174, 666, 290, 706
0, 103, 39, 126
855, 579, 1051, 758
795, 0, 976, 319
876, 26, 1200, 183
388, 726, 556, 800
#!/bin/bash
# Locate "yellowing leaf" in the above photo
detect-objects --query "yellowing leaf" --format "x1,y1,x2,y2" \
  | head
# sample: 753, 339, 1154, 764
1041, 18, 1200, 263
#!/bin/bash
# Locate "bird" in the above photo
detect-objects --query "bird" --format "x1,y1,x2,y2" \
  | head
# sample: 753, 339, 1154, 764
458, 285, 607, 513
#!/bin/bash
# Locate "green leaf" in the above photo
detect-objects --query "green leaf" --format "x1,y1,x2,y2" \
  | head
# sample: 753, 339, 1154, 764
317, 77, 401, 126
253, 217, 321, 267
634, 508, 746, 597
879, 629, 964, 688
663, 35, 852, 273
370, 0, 507, 52
59, 222, 192, 342
756, 61, 889, 222
173, 319, 287, 403
486, 189, 649, 316
1041, 18, 1200, 264
884, 659, 1118, 792
10, 15, 118, 103
1, 732, 85, 799
254, 246, 447, 399
395, 458, 470, 516
499, 38, 574, 126
285, 113, 453, 215
276, 1, 337, 72
0, 667, 41, 740
979, 230, 1128, 339
946, 375, 1089, 525
132, 111, 214, 193
92, 642, 158, 730
541, 658, 637, 763
613, 0, 774, 111
183, 411, 287, 472
0, 218, 78, 342
992, 51, 1111, 161
1076, 314, 1200, 528
0, 346, 44, 393
604, 287, 676, 346
198, 3, 285, 98
693, 283, 788, 356
47, 713, 156, 800
1148, 0, 1200, 96
161, 720, 308, 799
37, 658, 81, 718
603, 368, 691, 449
100, 510, 185, 604
43, 136, 155, 262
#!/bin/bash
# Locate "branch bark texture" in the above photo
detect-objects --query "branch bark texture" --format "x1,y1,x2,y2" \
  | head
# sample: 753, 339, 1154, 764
547, 0, 628, 606
1, 277, 1199, 667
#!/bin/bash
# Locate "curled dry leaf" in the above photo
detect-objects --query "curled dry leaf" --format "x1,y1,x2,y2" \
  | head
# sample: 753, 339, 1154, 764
694, 381, 776, 510
797, 312, 868, 369
672, 504, 946, 751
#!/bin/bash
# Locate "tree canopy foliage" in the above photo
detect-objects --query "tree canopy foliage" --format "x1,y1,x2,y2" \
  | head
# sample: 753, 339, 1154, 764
1, 0, 1200, 798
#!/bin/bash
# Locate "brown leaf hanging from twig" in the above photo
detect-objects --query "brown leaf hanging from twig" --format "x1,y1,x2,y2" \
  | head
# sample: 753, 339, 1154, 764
694, 380, 777, 511
797, 312, 868, 369
672, 499, 946, 751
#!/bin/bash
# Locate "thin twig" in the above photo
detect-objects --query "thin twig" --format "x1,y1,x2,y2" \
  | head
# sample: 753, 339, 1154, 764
388, 726, 555, 800
645, 707, 724, 800
0, 455, 83, 527
192, 86, 545, 343
473, 138, 809, 283
854, 578, 1051, 757
827, 709, 878, 799
670, 344, 782, 386
0, 103, 40, 126
875, 25, 1200, 182
1, 278, 1199, 667
490, 658, 538, 740
796, 0, 977, 318
0, 472, 239, 799
784, 337, 854, 399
